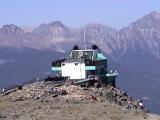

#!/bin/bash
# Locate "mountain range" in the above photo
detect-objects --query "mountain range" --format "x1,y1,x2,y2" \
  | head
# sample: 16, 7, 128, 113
1, 11, 160, 57
0, 11, 160, 114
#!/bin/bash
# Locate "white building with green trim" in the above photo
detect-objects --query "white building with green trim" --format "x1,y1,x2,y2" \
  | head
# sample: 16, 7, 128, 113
52, 45, 118, 87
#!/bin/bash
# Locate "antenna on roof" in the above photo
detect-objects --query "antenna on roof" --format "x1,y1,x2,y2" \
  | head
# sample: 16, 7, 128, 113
84, 26, 86, 49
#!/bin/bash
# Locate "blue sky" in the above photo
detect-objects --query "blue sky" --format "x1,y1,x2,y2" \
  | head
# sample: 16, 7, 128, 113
0, 0, 160, 29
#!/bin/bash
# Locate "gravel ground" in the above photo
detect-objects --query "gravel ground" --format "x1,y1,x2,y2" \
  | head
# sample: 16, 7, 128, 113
0, 98, 159, 120
0, 83, 160, 120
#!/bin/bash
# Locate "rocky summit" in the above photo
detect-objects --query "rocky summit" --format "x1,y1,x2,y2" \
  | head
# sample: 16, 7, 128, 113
0, 80, 159, 120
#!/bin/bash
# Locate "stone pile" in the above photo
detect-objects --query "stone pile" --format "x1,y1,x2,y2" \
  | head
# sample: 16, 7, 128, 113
2, 81, 148, 112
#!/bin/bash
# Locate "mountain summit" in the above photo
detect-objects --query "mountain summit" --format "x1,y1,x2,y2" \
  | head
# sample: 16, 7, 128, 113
117, 11, 160, 59
33, 21, 68, 35
1, 24, 25, 34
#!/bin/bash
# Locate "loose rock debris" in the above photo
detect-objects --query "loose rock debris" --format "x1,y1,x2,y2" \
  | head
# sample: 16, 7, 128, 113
0, 81, 159, 120
0, 81, 148, 112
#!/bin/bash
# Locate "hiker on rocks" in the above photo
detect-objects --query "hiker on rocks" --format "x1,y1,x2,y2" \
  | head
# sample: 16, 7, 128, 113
2, 88, 5, 92
127, 98, 133, 110
138, 99, 144, 110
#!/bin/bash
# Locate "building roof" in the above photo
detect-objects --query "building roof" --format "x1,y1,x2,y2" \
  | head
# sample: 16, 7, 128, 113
97, 53, 107, 60
62, 58, 85, 63
70, 49, 107, 61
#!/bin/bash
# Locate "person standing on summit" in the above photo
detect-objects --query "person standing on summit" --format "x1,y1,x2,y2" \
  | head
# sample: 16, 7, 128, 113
138, 100, 144, 110
127, 98, 133, 110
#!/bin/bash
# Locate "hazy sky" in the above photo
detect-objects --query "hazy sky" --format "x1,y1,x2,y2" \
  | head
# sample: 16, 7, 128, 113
0, 0, 160, 29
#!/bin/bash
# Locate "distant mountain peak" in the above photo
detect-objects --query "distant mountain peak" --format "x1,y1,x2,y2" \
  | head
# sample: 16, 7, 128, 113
49, 21, 65, 27
32, 21, 68, 35
127, 11, 160, 31
143, 11, 160, 21
39, 21, 67, 29
150, 11, 160, 16
1, 24, 24, 34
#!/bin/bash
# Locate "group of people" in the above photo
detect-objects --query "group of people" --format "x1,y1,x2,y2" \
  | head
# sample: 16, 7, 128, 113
127, 98, 144, 110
